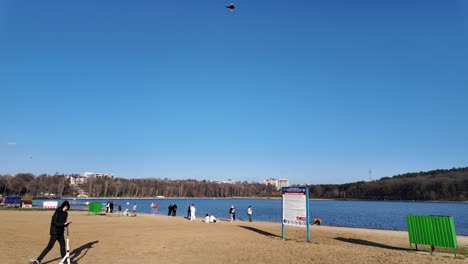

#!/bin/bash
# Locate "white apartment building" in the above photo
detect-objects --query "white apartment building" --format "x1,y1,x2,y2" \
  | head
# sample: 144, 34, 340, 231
67, 175, 87, 185
67, 172, 114, 185
83, 172, 113, 179
263, 178, 289, 190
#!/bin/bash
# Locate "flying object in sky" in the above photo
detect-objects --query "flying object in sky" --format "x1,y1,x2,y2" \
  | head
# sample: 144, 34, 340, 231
227, 3, 235, 11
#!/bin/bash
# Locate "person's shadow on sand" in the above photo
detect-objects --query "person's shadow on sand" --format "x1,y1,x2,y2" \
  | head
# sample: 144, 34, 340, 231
42, 240, 99, 264
238, 225, 282, 238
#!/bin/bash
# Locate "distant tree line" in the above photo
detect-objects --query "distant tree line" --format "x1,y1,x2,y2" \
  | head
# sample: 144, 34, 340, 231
82, 177, 279, 198
308, 167, 468, 201
2, 167, 467, 200
0, 173, 279, 198
0, 173, 71, 198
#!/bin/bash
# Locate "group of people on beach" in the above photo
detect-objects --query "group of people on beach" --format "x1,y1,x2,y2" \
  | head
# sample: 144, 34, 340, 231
203, 213, 217, 223
147, 202, 254, 223
190, 204, 253, 223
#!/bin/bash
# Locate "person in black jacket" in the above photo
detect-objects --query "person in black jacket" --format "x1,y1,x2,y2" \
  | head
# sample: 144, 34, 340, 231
30, 201, 72, 264
171, 203, 177, 216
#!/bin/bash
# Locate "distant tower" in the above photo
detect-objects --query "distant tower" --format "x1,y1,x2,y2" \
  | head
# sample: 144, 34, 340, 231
368, 169, 373, 181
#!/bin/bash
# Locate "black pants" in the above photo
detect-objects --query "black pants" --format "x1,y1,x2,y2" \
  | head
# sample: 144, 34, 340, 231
37, 234, 65, 262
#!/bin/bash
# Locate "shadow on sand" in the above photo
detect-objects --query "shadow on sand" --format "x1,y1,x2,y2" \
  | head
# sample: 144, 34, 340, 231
43, 240, 99, 264
334, 237, 408, 251
238, 225, 282, 238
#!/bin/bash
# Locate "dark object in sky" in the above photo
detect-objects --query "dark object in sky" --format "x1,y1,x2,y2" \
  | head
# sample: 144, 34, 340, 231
227, 3, 235, 11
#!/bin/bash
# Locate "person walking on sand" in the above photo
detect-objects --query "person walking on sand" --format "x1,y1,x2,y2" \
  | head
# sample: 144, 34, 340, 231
118, 204, 122, 216
190, 204, 196, 221
150, 202, 154, 215
247, 205, 253, 222
30, 201, 72, 264
229, 205, 236, 222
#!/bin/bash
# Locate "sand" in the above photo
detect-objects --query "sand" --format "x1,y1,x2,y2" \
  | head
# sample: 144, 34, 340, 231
0, 210, 466, 264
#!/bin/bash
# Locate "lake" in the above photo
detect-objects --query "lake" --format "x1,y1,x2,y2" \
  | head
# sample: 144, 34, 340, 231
46, 198, 468, 235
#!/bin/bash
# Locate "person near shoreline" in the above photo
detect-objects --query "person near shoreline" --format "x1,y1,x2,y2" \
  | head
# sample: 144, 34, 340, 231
209, 214, 217, 223
247, 205, 253, 222
30, 201, 72, 264
171, 203, 177, 216
190, 204, 196, 221
118, 204, 122, 216
187, 204, 191, 219
132, 203, 137, 216
168, 204, 173, 216
110, 201, 114, 213
229, 205, 236, 222
153, 202, 159, 215
203, 213, 217, 223
106, 201, 110, 213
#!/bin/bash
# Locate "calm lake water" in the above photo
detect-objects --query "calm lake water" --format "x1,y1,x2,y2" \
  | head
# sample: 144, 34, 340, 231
45, 198, 468, 235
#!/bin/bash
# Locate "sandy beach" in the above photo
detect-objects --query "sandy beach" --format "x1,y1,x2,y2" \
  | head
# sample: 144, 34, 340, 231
0, 210, 466, 264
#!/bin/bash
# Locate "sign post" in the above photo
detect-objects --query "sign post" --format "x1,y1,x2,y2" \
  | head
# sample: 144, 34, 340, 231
282, 186, 310, 242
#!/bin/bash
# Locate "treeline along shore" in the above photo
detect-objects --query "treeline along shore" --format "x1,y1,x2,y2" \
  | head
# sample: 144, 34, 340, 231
1, 167, 467, 201
309, 167, 468, 201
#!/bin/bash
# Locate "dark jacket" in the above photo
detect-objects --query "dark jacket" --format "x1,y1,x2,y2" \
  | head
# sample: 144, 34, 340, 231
49, 201, 69, 235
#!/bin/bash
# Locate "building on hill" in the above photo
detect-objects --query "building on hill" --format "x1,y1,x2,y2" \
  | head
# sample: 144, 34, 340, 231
67, 175, 87, 185
223, 179, 235, 184
67, 172, 113, 185
263, 178, 289, 190
83, 172, 113, 179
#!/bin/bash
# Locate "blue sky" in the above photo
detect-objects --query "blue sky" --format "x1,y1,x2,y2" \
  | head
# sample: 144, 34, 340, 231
1, 0, 467, 184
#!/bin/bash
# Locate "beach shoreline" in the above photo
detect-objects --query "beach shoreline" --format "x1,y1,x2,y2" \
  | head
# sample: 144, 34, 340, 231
0, 210, 466, 264
59, 196, 468, 203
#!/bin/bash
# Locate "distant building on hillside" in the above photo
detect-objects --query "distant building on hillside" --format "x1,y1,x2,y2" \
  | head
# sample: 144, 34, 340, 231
222, 179, 235, 184
67, 172, 114, 185
83, 172, 113, 179
263, 178, 289, 190
67, 175, 87, 185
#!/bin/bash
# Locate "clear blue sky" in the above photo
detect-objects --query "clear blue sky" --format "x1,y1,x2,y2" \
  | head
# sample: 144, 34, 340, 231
1, 0, 467, 184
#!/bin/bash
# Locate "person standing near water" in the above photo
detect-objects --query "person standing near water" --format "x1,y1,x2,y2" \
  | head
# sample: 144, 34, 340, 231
132, 204, 137, 216
187, 204, 191, 219
168, 204, 173, 216
153, 202, 159, 215
229, 205, 236, 222
190, 204, 196, 221
171, 203, 177, 216
247, 205, 253, 222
